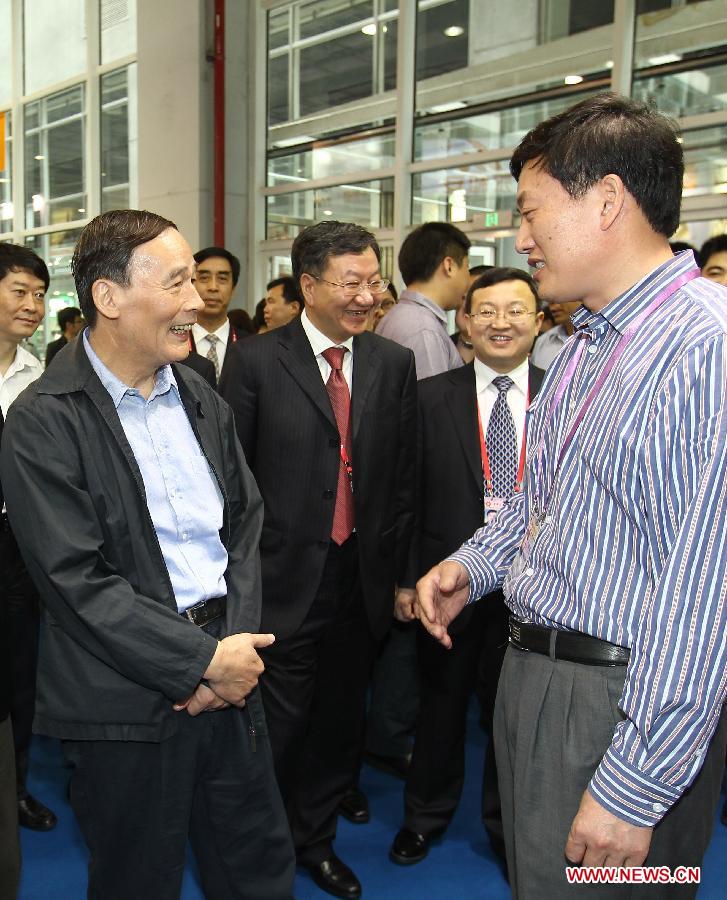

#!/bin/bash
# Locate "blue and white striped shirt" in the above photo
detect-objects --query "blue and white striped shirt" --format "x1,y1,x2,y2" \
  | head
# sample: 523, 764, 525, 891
451, 251, 727, 827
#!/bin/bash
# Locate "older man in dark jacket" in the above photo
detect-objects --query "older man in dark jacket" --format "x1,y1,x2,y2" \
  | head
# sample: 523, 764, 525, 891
0, 210, 294, 900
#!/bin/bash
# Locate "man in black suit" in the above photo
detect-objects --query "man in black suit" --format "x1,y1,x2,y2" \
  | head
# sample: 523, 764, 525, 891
220, 221, 416, 899
191, 246, 249, 383
389, 267, 545, 872
44, 306, 83, 367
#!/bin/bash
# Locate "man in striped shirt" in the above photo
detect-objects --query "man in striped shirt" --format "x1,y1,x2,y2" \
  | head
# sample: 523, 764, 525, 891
417, 93, 727, 897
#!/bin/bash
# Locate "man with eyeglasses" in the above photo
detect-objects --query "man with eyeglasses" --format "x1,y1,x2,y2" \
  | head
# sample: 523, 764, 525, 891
219, 220, 416, 899
390, 267, 544, 873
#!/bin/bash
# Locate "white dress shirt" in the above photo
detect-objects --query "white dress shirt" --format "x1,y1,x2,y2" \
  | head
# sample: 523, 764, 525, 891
530, 324, 570, 370
192, 319, 231, 369
473, 356, 529, 447
0, 345, 43, 416
300, 309, 354, 391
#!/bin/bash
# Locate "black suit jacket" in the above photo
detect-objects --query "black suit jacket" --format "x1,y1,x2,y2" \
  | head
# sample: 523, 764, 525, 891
220, 316, 417, 642
45, 335, 67, 367
406, 361, 545, 633
189, 326, 248, 385
180, 351, 217, 389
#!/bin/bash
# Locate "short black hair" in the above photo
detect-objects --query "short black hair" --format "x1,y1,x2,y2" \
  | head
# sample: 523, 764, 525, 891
0, 243, 50, 291
669, 241, 695, 256
698, 234, 727, 270
465, 266, 541, 314
194, 246, 241, 287
291, 221, 381, 287
384, 281, 398, 301
510, 92, 683, 237
267, 275, 300, 305
469, 264, 494, 277
58, 306, 82, 332
72, 209, 177, 328
398, 222, 471, 285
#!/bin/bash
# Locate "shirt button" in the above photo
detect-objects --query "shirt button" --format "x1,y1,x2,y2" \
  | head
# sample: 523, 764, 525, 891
525, 567, 534, 577
652, 802, 666, 813
588, 344, 598, 354
323, 489, 334, 499
181, 532, 188, 541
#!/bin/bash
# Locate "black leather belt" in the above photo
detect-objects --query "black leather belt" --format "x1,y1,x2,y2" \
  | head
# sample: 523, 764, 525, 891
509, 616, 630, 667
181, 596, 226, 628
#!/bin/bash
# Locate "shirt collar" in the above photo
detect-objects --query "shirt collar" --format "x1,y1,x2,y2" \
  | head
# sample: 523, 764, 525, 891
192, 319, 230, 346
474, 356, 529, 395
398, 290, 449, 326
2, 344, 42, 380
571, 251, 699, 336
300, 309, 354, 357
83, 330, 177, 408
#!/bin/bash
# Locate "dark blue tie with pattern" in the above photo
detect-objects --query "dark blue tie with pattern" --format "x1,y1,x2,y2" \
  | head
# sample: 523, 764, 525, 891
486, 375, 518, 499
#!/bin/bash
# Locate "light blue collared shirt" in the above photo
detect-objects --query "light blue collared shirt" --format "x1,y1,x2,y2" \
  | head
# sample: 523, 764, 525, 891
83, 332, 227, 612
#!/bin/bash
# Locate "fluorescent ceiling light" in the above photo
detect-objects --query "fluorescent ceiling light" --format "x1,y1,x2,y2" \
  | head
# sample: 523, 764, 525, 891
648, 54, 682, 65
361, 23, 376, 36
564, 74, 584, 85
444, 26, 464, 38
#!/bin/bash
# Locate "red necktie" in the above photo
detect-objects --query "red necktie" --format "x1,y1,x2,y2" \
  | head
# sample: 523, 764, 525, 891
322, 347, 354, 545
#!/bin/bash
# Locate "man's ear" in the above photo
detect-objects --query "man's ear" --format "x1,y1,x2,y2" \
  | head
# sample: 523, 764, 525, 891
91, 279, 122, 321
299, 273, 315, 306
598, 174, 625, 231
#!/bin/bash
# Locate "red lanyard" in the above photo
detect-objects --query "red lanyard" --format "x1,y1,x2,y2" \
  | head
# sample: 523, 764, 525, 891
477, 383, 530, 496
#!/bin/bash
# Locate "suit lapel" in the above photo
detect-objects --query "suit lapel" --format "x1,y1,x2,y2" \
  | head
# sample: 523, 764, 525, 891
351, 333, 380, 439
445, 364, 482, 493
278, 318, 337, 432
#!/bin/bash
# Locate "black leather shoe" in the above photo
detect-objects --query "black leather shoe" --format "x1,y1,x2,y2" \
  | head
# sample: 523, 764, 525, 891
338, 787, 369, 824
306, 854, 361, 899
17, 794, 57, 831
364, 750, 411, 780
389, 828, 430, 865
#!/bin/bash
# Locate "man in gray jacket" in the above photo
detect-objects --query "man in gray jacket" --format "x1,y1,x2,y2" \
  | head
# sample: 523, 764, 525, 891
0, 209, 294, 900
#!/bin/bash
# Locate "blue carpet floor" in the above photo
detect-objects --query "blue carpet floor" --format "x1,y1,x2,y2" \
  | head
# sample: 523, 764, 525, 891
18, 709, 727, 899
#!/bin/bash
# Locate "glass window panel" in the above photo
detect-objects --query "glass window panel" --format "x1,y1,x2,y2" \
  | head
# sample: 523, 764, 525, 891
414, 89, 599, 161
417, 0, 613, 115
632, 62, 727, 118
268, 8, 289, 51
416, 0, 469, 82
299, 31, 374, 117
681, 126, 727, 201
24, 85, 86, 229
412, 161, 515, 226
634, 0, 718, 70
24, 0, 86, 95
0, 111, 12, 233
298, 0, 373, 41
267, 177, 394, 240
101, 67, 130, 212
0, 0, 11, 108
268, 54, 289, 126
101, 0, 137, 64
268, 133, 395, 186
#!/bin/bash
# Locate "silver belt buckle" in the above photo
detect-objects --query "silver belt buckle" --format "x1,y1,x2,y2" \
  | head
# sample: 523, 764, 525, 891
510, 620, 521, 646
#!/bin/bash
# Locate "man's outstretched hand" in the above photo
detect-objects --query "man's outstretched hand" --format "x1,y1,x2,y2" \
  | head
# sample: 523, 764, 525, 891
415, 560, 471, 649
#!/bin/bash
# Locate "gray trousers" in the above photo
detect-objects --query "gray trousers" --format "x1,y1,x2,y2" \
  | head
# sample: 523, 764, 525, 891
495, 645, 727, 899
0, 717, 19, 900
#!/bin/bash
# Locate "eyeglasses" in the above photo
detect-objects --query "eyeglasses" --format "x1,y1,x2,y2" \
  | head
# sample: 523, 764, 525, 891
468, 307, 537, 324
310, 275, 390, 298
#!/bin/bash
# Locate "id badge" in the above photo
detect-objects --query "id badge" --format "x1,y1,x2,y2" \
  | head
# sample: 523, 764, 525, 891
484, 496, 504, 524
520, 515, 542, 563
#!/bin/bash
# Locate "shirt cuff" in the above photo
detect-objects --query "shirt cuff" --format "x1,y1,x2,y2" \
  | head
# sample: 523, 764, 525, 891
588, 745, 682, 827
447, 546, 496, 605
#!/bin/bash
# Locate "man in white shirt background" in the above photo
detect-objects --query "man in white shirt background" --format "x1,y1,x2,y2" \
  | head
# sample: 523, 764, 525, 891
0, 243, 57, 833
191, 246, 248, 383
529, 297, 581, 370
